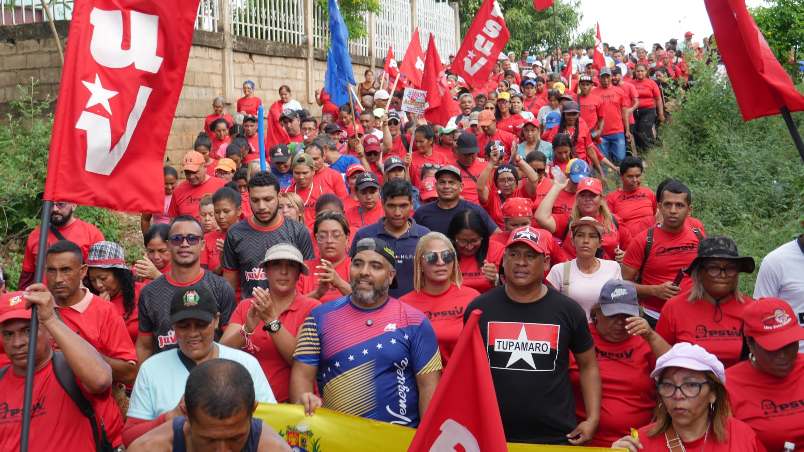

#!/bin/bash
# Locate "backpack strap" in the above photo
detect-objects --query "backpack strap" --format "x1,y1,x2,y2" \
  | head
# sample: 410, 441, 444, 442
692, 227, 704, 241
52, 352, 105, 451
636, 227, 655, 284
49, 224, 66, 241
0, 366, 7, 380
561, 261, 572, 294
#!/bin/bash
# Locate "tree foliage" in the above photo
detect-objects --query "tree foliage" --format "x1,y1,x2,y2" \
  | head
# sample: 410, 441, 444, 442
320, 0, 381, 40
455, 0, 587, 53
751, 0, 804, 78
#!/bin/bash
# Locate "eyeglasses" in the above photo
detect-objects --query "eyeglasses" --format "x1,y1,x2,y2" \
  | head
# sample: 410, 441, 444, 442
485, 106, 496, 111
702, 264, 739, 277
455, 237, 482, 247
168, 234, 202, 246
657, 381, 709, 398
422, 250, 455, 265
315, 232, 345, 242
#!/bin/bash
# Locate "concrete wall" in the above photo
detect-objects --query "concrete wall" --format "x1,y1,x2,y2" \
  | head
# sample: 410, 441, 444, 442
0, 22, 376, 165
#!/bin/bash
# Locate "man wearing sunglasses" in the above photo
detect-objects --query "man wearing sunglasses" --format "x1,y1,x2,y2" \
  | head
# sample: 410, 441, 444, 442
466, 226, 601, 446
137, 215, 236, 362
18, 200, 105, 290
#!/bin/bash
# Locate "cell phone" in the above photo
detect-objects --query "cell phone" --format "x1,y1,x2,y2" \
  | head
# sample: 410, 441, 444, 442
672, 270, 684, 286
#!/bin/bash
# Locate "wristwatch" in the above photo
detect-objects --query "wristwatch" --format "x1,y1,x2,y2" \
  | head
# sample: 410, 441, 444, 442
263, 320, 282, 334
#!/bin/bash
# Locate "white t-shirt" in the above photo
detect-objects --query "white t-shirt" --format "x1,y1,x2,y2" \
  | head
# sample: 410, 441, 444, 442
753, 238, 804, 352
127, 343, 276, 420
547, 258, 623, 320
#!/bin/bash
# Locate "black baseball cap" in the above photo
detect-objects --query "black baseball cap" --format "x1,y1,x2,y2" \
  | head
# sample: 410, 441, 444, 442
242, 114, 257, 123
324, 123, 342, 134
270, 144, 291, 163
355, 172, 380, 191
435, 165, 462, 181
280, 109, 300, 120
352, 237, 396, 268
456, 133, 479, 154
383, 156, 406, 173
387, 111, 401, 124
170, 285, 219, 324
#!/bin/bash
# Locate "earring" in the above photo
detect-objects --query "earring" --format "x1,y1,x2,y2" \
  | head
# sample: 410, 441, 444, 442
709, 402, 715, 413
749, 352, 756, 364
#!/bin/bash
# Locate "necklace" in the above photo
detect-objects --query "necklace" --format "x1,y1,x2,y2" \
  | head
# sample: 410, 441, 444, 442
294, 180, 316, 207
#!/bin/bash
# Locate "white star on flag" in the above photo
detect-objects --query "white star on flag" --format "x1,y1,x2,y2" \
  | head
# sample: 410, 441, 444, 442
362, 348, 368, 355
506, 325, 538, 369
390, 60, 398, 68
81, 74, 118, 115
467, 50, 476, 59
335, 361, 340, 368
390, 338, 396, 344
348, 355, 354, 361
376, 343, 383, 349
415, 57, 425, 72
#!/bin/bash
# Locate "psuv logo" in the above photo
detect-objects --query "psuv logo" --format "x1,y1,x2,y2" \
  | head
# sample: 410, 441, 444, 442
487, 322, 560, 372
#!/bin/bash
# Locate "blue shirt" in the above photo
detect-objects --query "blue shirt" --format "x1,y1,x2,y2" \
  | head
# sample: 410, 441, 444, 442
350, 218, 430, 298
330, 155, 361, 174
413, 199, 498, 236
271, 166, 293, 189
293, 296, 442, 427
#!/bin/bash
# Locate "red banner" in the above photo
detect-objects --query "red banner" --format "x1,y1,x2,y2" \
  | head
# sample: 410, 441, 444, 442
704, 0, 804, 121
399, 29, 425, 88
422, 34, 460, 126
593, 23, 606, 70
384, 46, 399, 80
44, 0, 200, 213
449, 0, 510, 89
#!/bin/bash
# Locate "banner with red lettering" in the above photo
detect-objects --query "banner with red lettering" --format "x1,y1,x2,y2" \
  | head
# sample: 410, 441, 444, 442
44, 0, 200, 213
449, 0, 510, 89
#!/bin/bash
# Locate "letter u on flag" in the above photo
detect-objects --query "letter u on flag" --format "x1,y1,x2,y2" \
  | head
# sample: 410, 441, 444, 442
408, 310, 508, 452
44, 0, 200, 213
449, 0, 510, 90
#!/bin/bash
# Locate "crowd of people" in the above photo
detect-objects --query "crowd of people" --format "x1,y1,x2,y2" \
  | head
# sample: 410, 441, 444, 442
1, 33, 803, 452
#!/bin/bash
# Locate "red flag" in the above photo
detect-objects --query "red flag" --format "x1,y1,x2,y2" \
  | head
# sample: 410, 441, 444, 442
408, 310, 507, 452
265, 100, 291, 150
384, 46, 399, 80
533, 0, 554, 11
593, 23, 606, 70
449, 0, 510, 89
422, 34, 460, 126
400, 28, 426, 88
704, 0, 804, 120
44, 0, 200, 213
563, 54, 575, 93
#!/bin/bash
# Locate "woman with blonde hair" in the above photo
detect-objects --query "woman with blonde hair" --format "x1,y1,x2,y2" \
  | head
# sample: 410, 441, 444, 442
536, 176, 631, 261
656, 236, 756, 368
277, 192, 304, 224
400, 232, 479, 364
612, 342, 762, 451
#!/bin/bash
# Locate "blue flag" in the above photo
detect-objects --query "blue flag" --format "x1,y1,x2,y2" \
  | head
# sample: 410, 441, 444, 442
324, 0, 356, 107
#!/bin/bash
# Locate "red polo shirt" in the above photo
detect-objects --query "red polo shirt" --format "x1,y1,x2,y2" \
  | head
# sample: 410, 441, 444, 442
229, 295, 319, 402
168, 176, 227, 221
22, 219, 105, 274
400, 284, 480, 364
657, 295, 754, 368
297, 257, 352, 303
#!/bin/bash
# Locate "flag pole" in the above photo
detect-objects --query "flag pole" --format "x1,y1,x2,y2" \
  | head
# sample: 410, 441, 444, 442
780, 107, 804, 163
20, 200, 53, 451
389, 73, 400, 99
257, 105, 266, 172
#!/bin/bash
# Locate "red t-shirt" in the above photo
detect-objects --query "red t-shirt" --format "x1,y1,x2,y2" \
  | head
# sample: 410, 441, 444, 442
570, 327, 656, 447
236, 96, 262, 116
622, 225, 704, 313
22, 219, 105, 274
314, 167, 349, 200
542, 119, 598, 163
433, 144, 454, 161
400, 284, 479, 364
560, 214, 632, 260
459, 241, 505, 294
282, 181, 328, 230
201, 229, 226, 272
345, 202, 384, 240
727, 356, 804, 451
167, 176, 227, 221
606, 187, 657, 236
592, 85, 629, 135
450, 158, 487, 205
204, 113, 234, 139
56, 289, 138, 364
229, 295, 319, 402
109, 282, 143, 345
631, 78, 661, 109
656, 295, 754, 368
477, 129, 517, 159
410, 151, 450, 188
551, 188, 577, 218
523, 95, 547, 113
211, 136, 231, 159
0, 359, 124, 450
633, 417, 763, 451
617, 81, 638, 125
481, 184, 528, 229
296, 257, 352, 303
577, 92, 603, 138
496, 114, 526, 135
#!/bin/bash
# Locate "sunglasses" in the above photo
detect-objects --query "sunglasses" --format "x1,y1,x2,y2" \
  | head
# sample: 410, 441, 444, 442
422, 250, 456, 265
168, 234, 202, 246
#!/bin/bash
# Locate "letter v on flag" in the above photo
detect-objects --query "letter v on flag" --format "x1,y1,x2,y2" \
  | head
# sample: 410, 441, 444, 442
44, 0, 200, 213
408, 310, 507, 452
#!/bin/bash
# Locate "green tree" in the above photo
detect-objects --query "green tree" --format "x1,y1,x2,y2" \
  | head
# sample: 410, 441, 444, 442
319, 0, 380, 40
455, 0, 586, 54
751, 0, 804, 78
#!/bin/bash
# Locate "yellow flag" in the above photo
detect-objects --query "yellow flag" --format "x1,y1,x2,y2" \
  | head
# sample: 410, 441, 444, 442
254, 403, 619, 451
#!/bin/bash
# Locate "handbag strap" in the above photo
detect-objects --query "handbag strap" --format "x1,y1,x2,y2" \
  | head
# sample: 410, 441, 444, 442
664, 425, 686, 452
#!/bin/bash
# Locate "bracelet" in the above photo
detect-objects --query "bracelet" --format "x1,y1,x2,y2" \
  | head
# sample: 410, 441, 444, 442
239, 325, 260, 353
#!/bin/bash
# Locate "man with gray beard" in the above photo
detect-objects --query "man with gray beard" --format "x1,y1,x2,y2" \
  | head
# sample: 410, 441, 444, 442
290, 237, 442, 427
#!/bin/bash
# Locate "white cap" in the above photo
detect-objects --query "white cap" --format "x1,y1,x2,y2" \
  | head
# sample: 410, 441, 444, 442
374, 89, 390, 101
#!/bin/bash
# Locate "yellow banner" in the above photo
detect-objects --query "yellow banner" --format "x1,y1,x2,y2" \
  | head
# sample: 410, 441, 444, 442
254, 403, 618, 451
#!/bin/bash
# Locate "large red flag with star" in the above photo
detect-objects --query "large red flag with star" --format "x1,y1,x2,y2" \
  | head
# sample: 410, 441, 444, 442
399, 29, 425, 88
44, 0, 200, 213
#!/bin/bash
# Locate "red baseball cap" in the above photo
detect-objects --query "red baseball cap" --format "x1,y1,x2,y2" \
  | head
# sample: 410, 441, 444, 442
420, 177, 438, 201
363, 134, 382, 152
501, 197, 533, 219
346, 163, 366, 178
478, 110, 496, 127
505, 226, 549, 255
744, 298, 804, 351
0, 291, 31, 325
576, 177, 603, 195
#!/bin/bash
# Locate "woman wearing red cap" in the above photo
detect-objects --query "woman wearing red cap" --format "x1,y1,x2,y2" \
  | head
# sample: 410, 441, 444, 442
612, 342, 763, 451
536, 176, 631, 261
726, 298, 804, 450
401, 232, 479, 365
656, 236, 756, 368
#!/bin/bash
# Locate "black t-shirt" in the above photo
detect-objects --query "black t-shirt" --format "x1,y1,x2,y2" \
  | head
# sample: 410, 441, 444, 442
222, 216, 314, 298
464, 285, 594, 444
413, 199, 498, 236
138, 270, 236, 353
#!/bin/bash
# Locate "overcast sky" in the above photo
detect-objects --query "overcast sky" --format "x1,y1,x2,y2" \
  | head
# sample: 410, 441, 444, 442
577, 0, 766, 48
